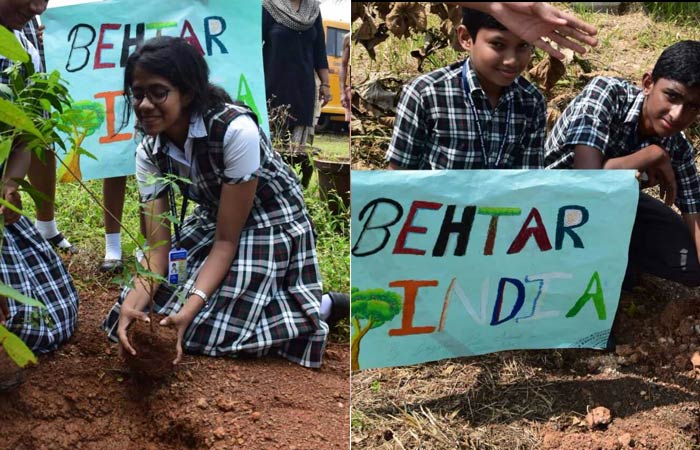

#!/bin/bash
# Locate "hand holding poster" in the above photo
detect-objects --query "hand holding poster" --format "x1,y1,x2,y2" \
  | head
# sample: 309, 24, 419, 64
351, 170, 639, 371
42, 0, 267, 181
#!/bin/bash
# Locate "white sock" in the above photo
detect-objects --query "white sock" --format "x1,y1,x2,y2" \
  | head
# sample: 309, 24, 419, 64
105, 233, 122, 260
36, 219, 72, 249
35, 219, 59, 239
320, 294, 332, 320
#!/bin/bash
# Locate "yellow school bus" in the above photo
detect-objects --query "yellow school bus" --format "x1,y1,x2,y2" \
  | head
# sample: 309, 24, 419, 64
317, 19, 350, 131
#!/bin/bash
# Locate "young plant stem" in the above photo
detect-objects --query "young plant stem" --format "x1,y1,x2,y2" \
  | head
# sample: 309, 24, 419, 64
54, 152, 160, 334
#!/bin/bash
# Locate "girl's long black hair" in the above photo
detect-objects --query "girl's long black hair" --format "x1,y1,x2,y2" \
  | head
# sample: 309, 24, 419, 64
119, 36, 233, 132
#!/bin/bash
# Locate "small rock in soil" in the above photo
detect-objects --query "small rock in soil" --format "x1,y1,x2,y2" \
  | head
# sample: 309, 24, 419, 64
251, 411, 261, 421
691, 351, 700, 369
217, 398, 236, 412
586, 406, 612, 429
196, 397, 209, 409
213, 427, 227, 440
615, 344, 634, 357
618, 432, 633, 447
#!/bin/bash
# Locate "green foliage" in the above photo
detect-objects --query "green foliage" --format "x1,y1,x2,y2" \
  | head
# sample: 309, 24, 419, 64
0, 25, 29, 64
0, 284, 45, 308
643, 2, 700, 21
0, 325, 37, 367
351, 287, 402, 329
0, 28, 90, 367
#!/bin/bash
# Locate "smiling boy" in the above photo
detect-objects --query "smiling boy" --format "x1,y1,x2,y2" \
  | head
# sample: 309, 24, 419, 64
545, 40, 700, 287
387, 7, 547, 170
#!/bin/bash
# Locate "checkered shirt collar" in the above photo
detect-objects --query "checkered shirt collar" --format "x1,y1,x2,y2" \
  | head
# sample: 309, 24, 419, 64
624, 91, 645, 125
462, 57, 517, 104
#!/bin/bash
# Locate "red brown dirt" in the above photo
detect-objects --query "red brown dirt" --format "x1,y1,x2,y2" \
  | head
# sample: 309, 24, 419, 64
124, 314, 178, 379
0, 264, 350, 449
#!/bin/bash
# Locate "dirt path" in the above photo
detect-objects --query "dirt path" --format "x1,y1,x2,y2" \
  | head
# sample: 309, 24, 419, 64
0, 267, 350, 449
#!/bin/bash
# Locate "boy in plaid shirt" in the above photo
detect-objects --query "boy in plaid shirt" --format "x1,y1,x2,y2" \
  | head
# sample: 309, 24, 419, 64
545, 40, 700, 288
387, 7, 547, 170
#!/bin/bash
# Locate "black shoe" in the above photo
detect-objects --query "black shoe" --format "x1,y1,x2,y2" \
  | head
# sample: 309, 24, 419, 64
326, 292, 350, 326
99, 259, 124, 274
46, 232, 78, 254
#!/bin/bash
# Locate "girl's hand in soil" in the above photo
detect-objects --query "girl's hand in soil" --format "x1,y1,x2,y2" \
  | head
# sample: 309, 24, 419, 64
159, 309, 197, 365
116, 306, 150, 356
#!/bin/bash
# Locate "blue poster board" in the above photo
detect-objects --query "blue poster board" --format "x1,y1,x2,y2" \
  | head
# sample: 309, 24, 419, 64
43, 0, 267, 181
351, 170, 639, 370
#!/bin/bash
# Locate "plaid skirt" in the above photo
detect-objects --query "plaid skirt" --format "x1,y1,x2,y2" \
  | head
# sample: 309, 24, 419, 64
1, 216, 79, 353
103, 206, 328, 368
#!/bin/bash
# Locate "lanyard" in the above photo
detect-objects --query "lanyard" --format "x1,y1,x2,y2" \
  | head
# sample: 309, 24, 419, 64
165, 156, 189, 248
461, 61, 511, 169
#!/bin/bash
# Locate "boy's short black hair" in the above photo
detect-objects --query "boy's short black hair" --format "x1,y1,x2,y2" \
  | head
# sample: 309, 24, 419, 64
461, 7, 507, 40
651, 40, 700, 88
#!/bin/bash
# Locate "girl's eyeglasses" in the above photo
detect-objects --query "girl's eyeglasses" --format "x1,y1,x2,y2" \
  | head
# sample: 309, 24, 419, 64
130, 87, 170, 105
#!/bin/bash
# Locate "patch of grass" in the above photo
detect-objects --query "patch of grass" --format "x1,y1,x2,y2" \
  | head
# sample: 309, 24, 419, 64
643, 2, 700, 22
314, 132, 350, 159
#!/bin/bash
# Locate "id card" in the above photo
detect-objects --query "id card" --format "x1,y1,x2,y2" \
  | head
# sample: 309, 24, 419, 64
168, 248, 188, 285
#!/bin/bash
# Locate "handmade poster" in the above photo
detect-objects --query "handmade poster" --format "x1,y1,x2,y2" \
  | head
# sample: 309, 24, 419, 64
351, 170, 639, 370
42, 0, 267, 181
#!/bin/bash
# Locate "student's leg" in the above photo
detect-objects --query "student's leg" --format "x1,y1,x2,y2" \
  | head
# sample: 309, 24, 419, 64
626, 193, 700, 286
101, 176, 127, 272
28, 148, 75, 253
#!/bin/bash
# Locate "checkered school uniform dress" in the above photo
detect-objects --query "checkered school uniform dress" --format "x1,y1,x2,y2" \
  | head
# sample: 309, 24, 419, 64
545, 76, 700, 214
387, 58, 547, 169
0, 217, 79, 353
103, 104, 328, 368
0, 29, 78, 354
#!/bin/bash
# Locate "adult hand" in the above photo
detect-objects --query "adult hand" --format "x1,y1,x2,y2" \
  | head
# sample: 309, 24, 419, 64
342, 86, 353, 109
463, 2, 598, 60
0, 296, 9, 324
116, 304, 150, 357
0, 188, 22, 225
159, 310, 196, 365
319, 85, 331, 107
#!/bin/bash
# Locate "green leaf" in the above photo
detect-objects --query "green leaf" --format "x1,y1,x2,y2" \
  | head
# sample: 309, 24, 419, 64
76, 146, 97, 161
0, 83, 12, 99
39, 98, 52, 113
15, 179, 49, 208
0, 325, 37, 367
0, 283, 45, 308
0, 26, 29, 63
0, 139, 11, 162
0, 97, 43, 139
0, 196, 25, 219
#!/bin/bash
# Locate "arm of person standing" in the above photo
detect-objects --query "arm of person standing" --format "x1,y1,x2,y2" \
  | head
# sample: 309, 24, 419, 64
340, 32, 350, 109
0, 144, 30, 225
313, 14, 331, 107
